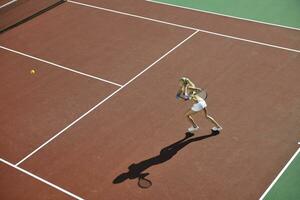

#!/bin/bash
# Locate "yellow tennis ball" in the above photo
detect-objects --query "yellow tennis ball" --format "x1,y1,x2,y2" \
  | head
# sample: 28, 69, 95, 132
30, 69, 36, 74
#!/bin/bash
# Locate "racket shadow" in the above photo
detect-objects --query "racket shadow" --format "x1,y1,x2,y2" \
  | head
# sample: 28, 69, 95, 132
112, 131, 219, 188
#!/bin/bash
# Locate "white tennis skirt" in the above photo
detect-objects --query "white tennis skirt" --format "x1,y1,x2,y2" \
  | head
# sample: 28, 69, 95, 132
191, 99, 207, 112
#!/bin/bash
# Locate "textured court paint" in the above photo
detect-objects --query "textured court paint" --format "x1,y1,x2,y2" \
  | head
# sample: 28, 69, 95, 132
0, 161, 74, 200
263, 151, 300, 200
153, 0, 300, 29
68, 0, 300, 51
20, 32, 300, 200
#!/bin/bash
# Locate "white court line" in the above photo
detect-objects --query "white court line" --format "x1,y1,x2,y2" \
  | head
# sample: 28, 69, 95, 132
67, 0, 300, 53
16, 30, 199, 165
0, 0, 17, 9
67, 0, 197, 31
259, 147, 300, 200
15, 87, 122, 166
0, 158, 84, 200
0, 46, 123, 87
146, 0, 300, 31
193, 29, 300, 53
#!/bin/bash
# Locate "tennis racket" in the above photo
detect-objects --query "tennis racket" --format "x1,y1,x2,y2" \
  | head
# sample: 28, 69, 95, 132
198, 90, 208, 100
138, 176, 152, 189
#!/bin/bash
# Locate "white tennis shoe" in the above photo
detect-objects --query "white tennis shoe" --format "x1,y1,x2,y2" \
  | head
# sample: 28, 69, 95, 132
211, 127, 222, 132
188, 126, 199, 133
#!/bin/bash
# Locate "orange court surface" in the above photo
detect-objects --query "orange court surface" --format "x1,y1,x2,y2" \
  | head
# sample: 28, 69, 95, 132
0, 0, 300, 199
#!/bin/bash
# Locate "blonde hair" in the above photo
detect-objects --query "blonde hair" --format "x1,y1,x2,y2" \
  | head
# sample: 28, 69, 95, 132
180, 77, 195, 86
179, 77, 199, 97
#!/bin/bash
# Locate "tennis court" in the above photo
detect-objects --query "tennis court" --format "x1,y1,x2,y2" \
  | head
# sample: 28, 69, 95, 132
1, 1, 299, 199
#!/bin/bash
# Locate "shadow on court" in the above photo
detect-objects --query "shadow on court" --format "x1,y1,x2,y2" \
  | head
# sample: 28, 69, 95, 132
113, 131, 219, 188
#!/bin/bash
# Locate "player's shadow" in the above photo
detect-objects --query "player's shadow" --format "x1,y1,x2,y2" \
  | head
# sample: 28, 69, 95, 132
112, 131, 219, 188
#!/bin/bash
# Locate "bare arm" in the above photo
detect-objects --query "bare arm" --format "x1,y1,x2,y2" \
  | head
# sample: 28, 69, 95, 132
176, 86, 183, 96
176, 84, 190, 96
187, 86, 202, 94
176, 85, 189, 100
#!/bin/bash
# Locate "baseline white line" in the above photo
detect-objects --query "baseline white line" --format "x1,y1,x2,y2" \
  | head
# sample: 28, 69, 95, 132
259, 147, 300, 200
67, 0, 300, 53
146, 0, 300, 31
0, 46, 122, 87
16, 30, 199, 166
67, 0, 197, 31
0, 0, 17, 9
0, 158, 84, 200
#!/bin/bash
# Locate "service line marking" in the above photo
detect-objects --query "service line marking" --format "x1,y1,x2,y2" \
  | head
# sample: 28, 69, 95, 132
0, 46, 122, 87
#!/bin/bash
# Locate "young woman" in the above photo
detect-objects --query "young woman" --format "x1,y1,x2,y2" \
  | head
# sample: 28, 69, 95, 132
176, 77, 222, 133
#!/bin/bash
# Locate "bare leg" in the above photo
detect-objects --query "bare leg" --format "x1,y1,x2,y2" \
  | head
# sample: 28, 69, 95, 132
185, 109, 199, 128
203, 108, 222, 129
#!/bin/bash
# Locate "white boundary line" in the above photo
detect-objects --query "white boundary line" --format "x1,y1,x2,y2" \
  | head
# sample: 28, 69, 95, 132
259, 146, 300, 200
194, 29, 300, 53
0, 0, 17, 9
2, 1, 299, 197
15, 87, 122, 166
67, 0, 300, 53
67, 0, 197, 31
0, 46, 123, 87
0, 158, 84, 200
146, 0, 300, 31
16, 30, 199, 166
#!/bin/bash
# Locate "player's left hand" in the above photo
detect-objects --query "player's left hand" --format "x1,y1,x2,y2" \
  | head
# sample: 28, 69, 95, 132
183, 95, 190, 100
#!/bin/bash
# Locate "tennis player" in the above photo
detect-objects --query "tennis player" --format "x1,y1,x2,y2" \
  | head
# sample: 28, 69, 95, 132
176, 77, 222, 133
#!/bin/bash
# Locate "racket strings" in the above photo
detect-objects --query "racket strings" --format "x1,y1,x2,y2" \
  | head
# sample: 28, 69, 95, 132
138, 177, 152, 189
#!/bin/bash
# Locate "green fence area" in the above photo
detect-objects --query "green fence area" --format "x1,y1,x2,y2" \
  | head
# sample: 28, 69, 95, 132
151, 0, 300, 29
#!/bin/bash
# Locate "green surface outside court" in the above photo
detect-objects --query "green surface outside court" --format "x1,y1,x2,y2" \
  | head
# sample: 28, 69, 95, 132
263, 149, 300, 200
151, 0, 300, 29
